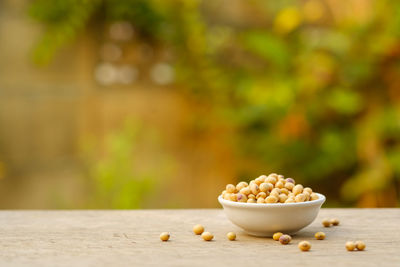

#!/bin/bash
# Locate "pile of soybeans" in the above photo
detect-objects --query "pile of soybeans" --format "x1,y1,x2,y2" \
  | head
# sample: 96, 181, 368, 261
221, 173, 319, 204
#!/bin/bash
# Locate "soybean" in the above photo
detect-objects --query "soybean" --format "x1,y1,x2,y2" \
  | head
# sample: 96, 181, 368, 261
298, 241, 311, 251
322, 218, 331, 227
160, 232, 170, 241
202, 232, 214, 241
193, 224, 204, 235
227, 232, 236, 241
272, 232, 283, 241
315, 232, 326, 240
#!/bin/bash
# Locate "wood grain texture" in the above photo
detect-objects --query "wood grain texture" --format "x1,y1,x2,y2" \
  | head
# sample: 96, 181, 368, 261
0, 209, 399, 267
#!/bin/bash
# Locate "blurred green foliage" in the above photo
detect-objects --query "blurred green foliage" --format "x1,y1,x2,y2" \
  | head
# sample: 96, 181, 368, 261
81, 120, 171, 209
30, 0, 400, 206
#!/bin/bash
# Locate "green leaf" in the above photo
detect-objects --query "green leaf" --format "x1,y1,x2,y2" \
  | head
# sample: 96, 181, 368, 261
242, 31, 290, 69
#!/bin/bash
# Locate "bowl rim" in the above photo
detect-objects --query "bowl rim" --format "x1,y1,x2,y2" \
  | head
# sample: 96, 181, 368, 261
218, 193, 325, 208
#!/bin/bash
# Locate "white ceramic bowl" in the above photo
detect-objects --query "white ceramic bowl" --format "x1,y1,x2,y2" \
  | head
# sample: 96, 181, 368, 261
218, 193, 325, 237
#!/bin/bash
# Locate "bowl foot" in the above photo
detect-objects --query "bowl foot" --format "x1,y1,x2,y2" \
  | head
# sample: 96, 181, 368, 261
245, 230, 299, 237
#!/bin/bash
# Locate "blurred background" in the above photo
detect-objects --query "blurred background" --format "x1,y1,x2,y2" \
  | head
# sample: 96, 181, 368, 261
0, 0, 399, 209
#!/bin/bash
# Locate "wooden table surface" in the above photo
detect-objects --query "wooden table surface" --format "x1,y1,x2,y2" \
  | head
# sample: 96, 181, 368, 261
0, 209, 399, 267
